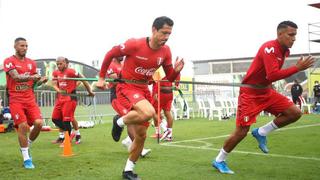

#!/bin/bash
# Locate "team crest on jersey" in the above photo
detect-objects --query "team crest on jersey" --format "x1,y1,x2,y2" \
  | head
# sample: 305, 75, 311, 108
15, 113, 20, 120
244, 116, 249, 122
133, 94, 140, 99
264, 47, 274, 54
157, 57, 163, 65
27, 64, 32, 70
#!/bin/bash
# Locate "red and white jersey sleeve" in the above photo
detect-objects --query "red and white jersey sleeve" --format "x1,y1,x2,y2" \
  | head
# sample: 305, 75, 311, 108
242, 40, 298, 86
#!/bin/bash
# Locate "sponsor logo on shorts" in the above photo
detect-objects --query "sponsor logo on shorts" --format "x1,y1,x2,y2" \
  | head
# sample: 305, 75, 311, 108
244, 116, 249, 122
133, 94, 139, 99
15, 113, 19, 120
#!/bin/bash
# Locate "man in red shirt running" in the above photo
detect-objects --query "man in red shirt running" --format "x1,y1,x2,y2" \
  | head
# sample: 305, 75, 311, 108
96, 16, 184, 179
212, 21, 315, 174
51, 56, 94, 145
3, 37, 48, 169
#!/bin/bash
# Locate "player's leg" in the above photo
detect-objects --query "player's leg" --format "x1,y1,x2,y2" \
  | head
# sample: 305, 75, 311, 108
123, 124, 147, 179
252, 92, 301, 153
112, 99, 155, 142
124, 125, 151, 157
52, 101, 65, 143
161, 110, 173, 141
11, 103, 35, 169
213, 125, 249, 174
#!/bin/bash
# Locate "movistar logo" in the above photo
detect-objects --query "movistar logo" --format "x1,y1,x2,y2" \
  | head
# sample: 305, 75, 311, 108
264, 47, 274, 54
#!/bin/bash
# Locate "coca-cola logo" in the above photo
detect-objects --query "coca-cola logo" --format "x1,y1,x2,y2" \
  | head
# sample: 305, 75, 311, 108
135, 67, 156, 76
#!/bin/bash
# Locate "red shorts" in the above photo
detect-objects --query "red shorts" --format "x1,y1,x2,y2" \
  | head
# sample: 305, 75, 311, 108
236, 87, 294, 126
116, 83, 153, 127
52, 100, 77, 122
9, 101, 42, 127
152, 92, 173, 112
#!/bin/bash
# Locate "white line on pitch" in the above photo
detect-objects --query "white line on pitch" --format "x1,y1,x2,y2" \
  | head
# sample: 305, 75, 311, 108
160, 123, 320, 161
162, 143, 320, 161
163, 123, 320, 145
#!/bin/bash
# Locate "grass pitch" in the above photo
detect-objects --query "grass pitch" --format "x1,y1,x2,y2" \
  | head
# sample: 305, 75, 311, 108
0, 114, 319, 180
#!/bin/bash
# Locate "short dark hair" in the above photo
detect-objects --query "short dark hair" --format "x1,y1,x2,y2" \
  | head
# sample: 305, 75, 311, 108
152, 16, 174, 30
14, 37, 26, 44
277, 21, 298, 31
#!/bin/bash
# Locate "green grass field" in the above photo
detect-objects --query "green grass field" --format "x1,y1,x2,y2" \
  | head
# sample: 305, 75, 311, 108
0, 114, 319, 180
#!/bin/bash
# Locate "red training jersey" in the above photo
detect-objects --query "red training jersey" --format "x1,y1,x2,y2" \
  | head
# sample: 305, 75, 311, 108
3, 55, 37, 103
52, 68, 79, 101
106, 60, 122, 89
99, 37, 179, 88
242, 39, 298, 86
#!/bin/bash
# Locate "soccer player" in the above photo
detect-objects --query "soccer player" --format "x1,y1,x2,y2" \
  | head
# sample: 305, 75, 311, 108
151, 75, 180, 141
51, 56, 95, 145
106, 56, 152, 157
3, 37, 48, 169
212, 21, 315, 174
96, 16, 184, 179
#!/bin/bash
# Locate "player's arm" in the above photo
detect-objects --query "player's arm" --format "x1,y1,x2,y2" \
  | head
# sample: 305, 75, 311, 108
97, 39, 136, 88
8, 69, 41, 82
162, 49, 184, 82
79, 73, 95, 96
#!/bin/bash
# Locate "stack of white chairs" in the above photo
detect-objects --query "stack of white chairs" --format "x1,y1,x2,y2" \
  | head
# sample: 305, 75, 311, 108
171, 99, 180, 120
178, 98, 194, 119
207, 98, 223, 120
196, 98, 209, 118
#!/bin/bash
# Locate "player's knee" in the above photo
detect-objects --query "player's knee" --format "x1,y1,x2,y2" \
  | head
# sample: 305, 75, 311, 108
52, 119, 65, 130
290, 109, 302, 122
140, 110, 155, 121
33, 119, 43, 129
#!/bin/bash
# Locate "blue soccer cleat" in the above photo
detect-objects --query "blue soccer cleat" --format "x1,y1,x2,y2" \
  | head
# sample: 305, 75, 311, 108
252, 128, 269, 153
23, 159, 35, 169
212, 160, 234, 174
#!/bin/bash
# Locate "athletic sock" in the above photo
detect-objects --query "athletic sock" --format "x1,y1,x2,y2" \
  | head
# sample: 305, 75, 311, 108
124, 159, 135, 172
117, 117, 125, 127
21, 147, 30, 161
215, 148, 228, 163
167, 128, 172, 137
75, 129, 80, 135
59, 132, 65, 139
258, 121, 278, 136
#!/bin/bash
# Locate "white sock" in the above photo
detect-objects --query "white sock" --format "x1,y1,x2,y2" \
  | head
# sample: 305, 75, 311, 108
21, 147, 30, 161
215, 148, 228, 163
258, 121, 278, 136
59, 132, 65, 138
75, 129, 80, 135
117, 117, 125, 127
167, 128, 172, 137
124, 159, 135, 172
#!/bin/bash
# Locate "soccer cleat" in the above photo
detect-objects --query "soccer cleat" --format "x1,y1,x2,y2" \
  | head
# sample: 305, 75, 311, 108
140, 148, 151, 158
52, 137, 64, 144
122, 171, 141, 180
111, 115, 123, 142
163, 137, 173, 142
160, 130, 171, 141
251, 128, 269, 153
212, 160, 234, 174
75, 135, 81, 144
23, 159, 35, 169
70, 132, 76, 141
